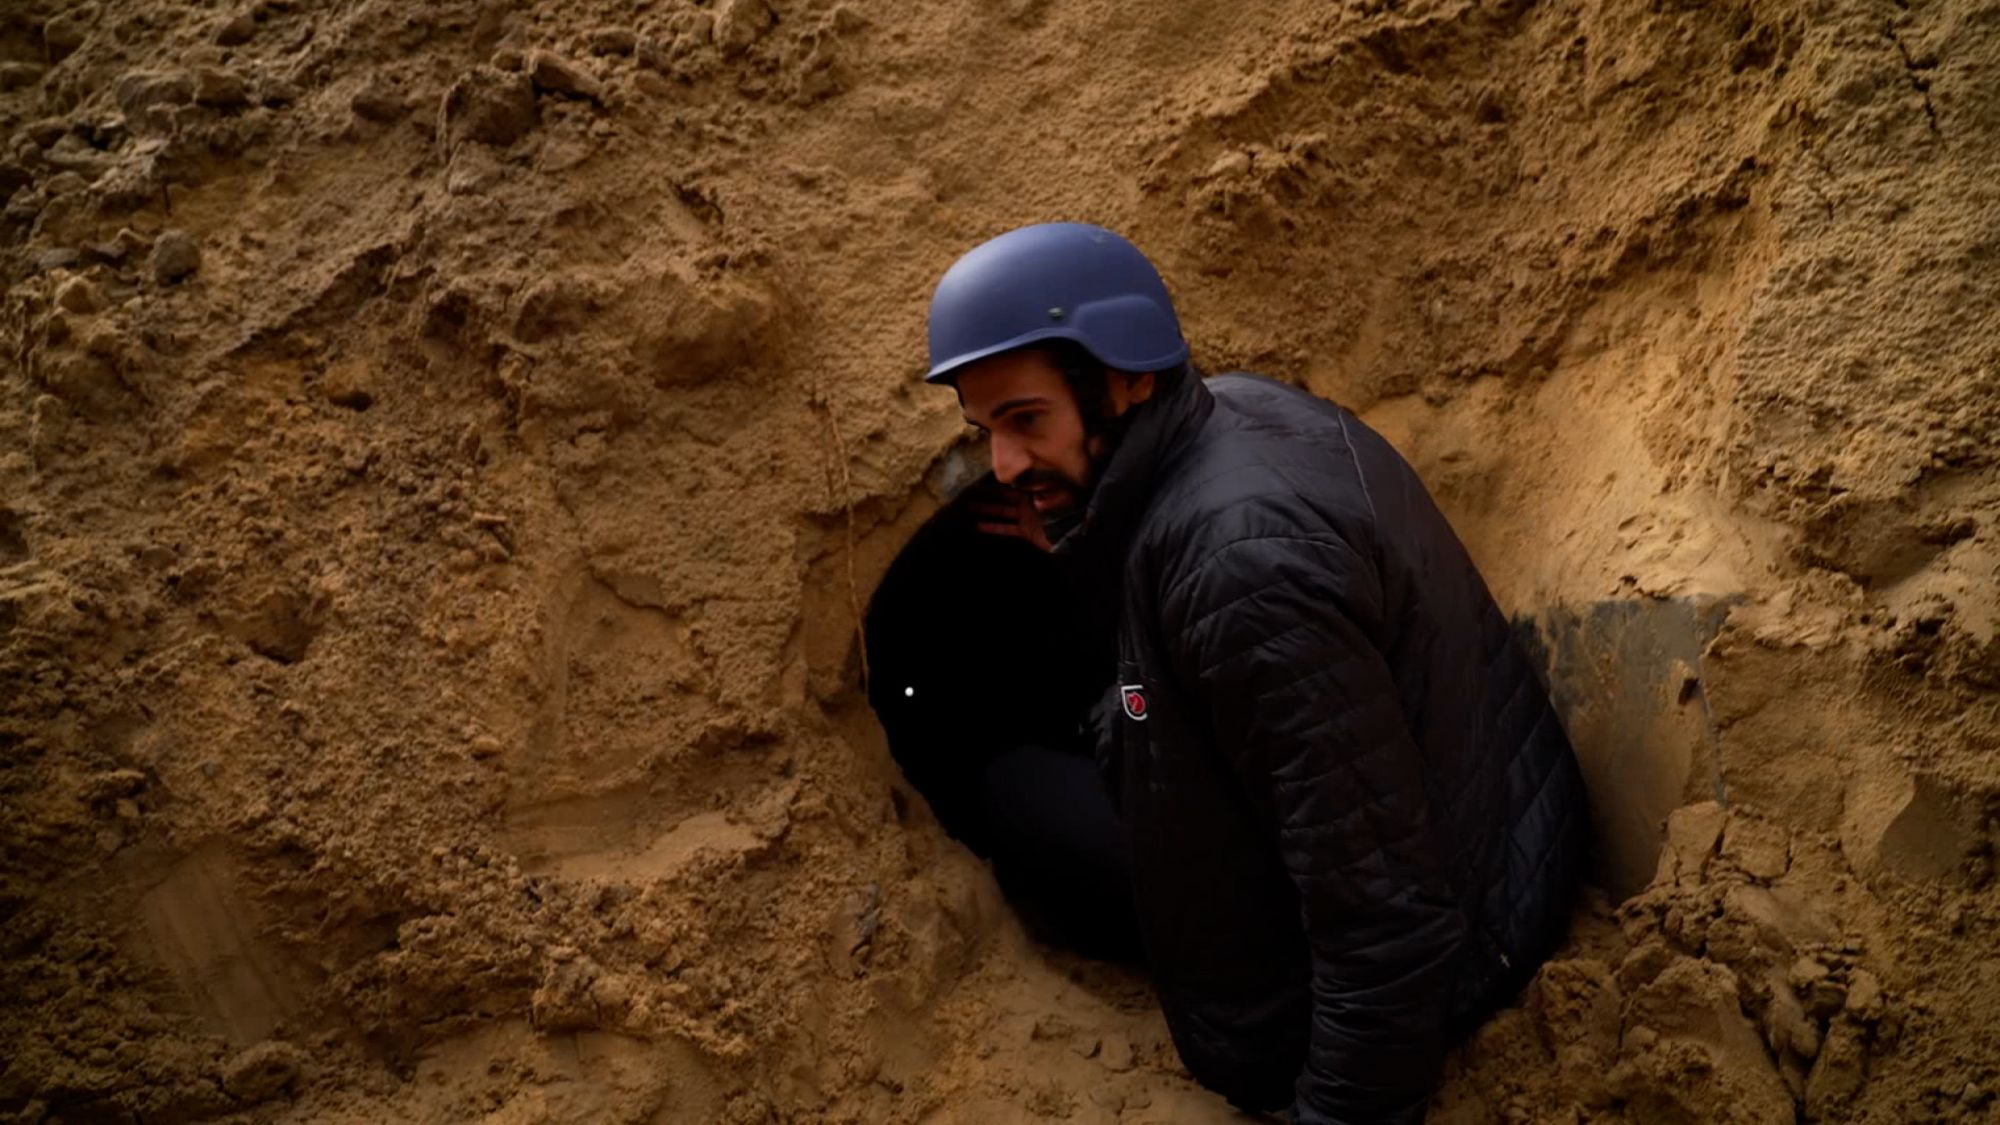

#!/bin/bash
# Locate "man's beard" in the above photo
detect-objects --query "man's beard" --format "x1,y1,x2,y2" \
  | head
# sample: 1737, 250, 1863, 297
1027, 409, 1136, 547
1017, 466, 1090, 546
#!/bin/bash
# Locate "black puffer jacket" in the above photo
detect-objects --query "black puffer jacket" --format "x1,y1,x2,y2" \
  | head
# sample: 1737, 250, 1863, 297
1058, 369, 1587, 1124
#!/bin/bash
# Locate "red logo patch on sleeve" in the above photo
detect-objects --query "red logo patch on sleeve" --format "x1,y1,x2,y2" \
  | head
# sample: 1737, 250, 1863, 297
1120, 685, 1148, 722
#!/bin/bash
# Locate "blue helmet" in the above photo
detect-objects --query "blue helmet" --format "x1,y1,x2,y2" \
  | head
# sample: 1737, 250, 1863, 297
925, 222, 1189, 385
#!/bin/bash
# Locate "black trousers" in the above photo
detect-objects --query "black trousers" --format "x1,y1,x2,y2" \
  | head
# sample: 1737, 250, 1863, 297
975, 744, 1142, 962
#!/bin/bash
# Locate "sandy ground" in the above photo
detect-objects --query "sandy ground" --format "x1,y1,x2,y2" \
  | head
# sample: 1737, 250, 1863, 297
2, 0, 1997, 1121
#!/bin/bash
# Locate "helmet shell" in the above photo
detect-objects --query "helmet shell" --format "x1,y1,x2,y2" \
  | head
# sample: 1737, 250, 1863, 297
925, 222, 1189, 385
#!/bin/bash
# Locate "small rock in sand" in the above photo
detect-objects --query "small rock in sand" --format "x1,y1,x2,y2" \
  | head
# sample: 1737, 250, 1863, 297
194, 68, 251, 110
216, 11, 259, 46
221, 1041, 305, 1103
350, 77, 409, 123
319, 360, 376, 410
151, 229, 201, 284
631, 70, 674, 98
34, 248, 82, 272
1097, 1032, 1135, 1072
56, 276, 103, 315
588, 27, 638, 56
526, 50, 604, 101
81, 239, 129, 265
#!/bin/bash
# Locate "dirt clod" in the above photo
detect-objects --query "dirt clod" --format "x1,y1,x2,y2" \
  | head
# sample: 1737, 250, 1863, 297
54, 276, 102, 315
350, 78, 408, 123
193, 69, 251, 111
216, 11, 259, 46
150, 229, 201, 285
440, 67, 538, 146
526, 50, 603, 102
713, 0, 776, 56
221, 1041, 305, 1103
588, 27, 638, 57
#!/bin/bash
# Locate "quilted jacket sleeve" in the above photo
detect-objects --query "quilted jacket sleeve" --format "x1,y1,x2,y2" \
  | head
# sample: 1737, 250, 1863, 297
1164, 532, 1465, 1124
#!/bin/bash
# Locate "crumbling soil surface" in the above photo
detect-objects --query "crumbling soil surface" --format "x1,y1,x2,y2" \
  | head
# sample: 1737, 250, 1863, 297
2, 0, 1997, 1122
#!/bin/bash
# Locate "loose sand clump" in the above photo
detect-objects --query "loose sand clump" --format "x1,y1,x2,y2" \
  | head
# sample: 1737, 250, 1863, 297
2, 0, 1996, 1121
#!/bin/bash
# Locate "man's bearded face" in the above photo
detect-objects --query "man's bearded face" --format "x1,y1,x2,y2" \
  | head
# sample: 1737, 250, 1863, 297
955, 349, 1113, 524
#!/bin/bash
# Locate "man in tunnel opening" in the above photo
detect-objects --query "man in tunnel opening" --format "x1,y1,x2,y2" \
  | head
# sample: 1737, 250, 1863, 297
908, 222, 1590, 1124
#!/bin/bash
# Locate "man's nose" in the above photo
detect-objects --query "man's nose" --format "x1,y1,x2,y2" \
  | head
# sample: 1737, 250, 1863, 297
991, 435, 1030, 485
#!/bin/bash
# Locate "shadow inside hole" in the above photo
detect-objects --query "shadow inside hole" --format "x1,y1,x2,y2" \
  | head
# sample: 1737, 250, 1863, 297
863, 473, 1139, 961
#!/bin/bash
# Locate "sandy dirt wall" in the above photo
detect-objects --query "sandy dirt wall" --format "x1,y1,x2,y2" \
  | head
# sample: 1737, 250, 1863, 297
1, 0, 1997, 1122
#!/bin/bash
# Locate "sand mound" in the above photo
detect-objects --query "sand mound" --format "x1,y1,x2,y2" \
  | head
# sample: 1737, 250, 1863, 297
2, 0, 1996, 1121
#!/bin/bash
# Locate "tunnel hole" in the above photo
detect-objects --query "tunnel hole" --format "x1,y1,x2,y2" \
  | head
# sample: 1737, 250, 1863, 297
861, 476, 1109, 756
861, 471, 1140, 961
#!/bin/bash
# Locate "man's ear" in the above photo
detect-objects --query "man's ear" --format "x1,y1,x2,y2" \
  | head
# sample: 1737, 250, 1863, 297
1108, 370, 1156, 414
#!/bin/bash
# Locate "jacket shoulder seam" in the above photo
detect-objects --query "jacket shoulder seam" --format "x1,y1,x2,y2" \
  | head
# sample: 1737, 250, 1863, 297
1334, 410, 1379, 526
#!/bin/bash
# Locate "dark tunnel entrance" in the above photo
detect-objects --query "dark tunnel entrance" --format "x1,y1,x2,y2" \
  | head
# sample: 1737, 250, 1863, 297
861, 475, 1141, 960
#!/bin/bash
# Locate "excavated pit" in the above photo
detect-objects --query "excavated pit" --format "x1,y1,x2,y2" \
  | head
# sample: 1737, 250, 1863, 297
3, 0, 1998, 1122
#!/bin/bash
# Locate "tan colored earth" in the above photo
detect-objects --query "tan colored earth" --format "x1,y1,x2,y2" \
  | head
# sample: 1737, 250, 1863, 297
3, 0, 1998, 1121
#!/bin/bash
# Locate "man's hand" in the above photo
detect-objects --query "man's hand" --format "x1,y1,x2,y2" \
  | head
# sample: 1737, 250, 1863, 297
968, 483, 1054, 552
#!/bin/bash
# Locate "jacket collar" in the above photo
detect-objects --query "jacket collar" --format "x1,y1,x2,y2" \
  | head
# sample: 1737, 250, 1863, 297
1052, 365, 1214, 568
